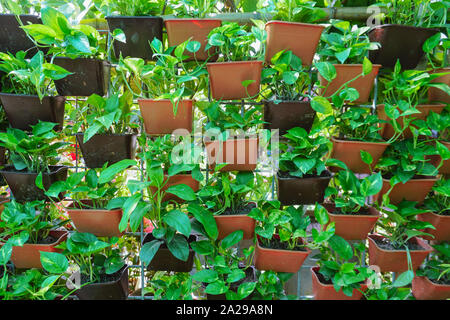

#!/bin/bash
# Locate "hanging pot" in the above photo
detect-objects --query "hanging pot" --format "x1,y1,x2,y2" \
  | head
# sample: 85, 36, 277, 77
329, 136, 389, 174
0, 93, 65, 131
319, 64, 381, 103
0, 165, 68, 203
5, 230, 68, 269
75, 265, 129, 300
76, 133, 137, 169
0, 146, 6, 166
205, 137, 259, 172
311, 266, 367, 300
207, 61, 263, 100
367, 234, 433, 273
374, 176, 438, 205
66, 200, 124, 238
368, 24, 439, 69
428, 67, 450, 104
149, 173, 200, 203
214, 204, 256, 240
254, 235, 311, 273
165, 19, 221, 61
276, 171, 332, 206
105, 16, 163, 60
143, 233, 196, 272
263, 100, 316, 135
0, 14, 41, 55
265, 21, 324, 66
417, 211, 450, 242
377, 104, 446, 140
412, 276, 450, 300
427, 140, 450, 175
138, 99, 193, 135
53, 57, 111, 97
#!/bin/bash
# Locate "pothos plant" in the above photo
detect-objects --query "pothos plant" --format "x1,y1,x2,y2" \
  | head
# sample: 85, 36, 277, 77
269, 0, 327, 23
95, 0, 164, 16
422, 31, 450, 70
416, 242, 450, 285
422, 178, 450, 216
167, 0, 219, 18
144, 272, 201, 300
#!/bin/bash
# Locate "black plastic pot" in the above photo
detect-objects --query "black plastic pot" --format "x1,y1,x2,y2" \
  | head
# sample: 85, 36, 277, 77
76, 133, 137, 168
0, 93, 65, 131
277, 171, 332, 205
0, 165, 68, 203
53, 57, 111, 97
368, 24, 438, 69
264, 100, 316, 135
105, 16, 163, 60
0, 14, 41, 55
143, 233, 196, 272
75, 266, 129, 300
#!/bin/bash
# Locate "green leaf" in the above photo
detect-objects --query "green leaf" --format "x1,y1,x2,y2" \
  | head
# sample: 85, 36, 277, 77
40, 252, 68, 274
35, 173, 44, 190
328, 235, 353, 260
315, 62, 336, 82
311, 96, 333, 115
167, 234, 190, 262
98, 159, 136, 184
362, 57, 373, 75
192, 269, 218, 283
360, 150, 373, 166
166, 184, 196, 201
220, 230, 244, 249
237, 281, 256, 299
314, 204, 329, 225
392, 270, 414, 287
188, 204, 218, 240
205, 281, 228, 295
140, 240, 162, 267
162, 210, 191, 238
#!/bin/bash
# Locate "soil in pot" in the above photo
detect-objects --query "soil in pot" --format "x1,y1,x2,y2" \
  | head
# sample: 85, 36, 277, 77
0, 14, 42, 55
263, 100, 316, 135
214, 202, 256, 240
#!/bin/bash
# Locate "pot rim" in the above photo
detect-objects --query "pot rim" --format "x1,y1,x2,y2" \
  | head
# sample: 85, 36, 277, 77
0, 13, 40, 18
331, 136, 389, 146
66, 201, 123, 213
276, 170, 333, 180
332, 63, 382, 69
164, 18, 222, 23
368, 24, 439, 32
419, 210, 449, 219
265, 20, 325, 28
204, 136, 259, 143
137, 98, 194, 104
415, 275, 450, 288
368, 233, 433, 253
53, 56, 111, 65
2, 230, 68, 247
263, 99, 311, 105
381, 176, 439, 183
76, 132, 137, 138
0, 165, 68, 175
77, 265, 129, 288
0, 92, 66, 100
206, 60, 263, 67
323, 203, 380, 218
105, 15, 162, 20
256, 234, 311, 254
376, 103, 446, 109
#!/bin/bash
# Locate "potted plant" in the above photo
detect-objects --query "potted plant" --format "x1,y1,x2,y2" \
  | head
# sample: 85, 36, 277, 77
102, 0, 164, 60
413, 242, 450, 300
0, 51, 70, 131
21, 7, 111, 97
264, 0, 325, 65
317, 20, 381, 104
323, 170, 383, 240
368, 200, 434, 273
0, 200, 68, 269
277, 126, 332, 205
362, 270, 414, 300
250, 200, 311, 273
72, 93, 138, 168
0, 121, 69, 203
426, 109, 450, 174
261, 50, 316, 135
205, 22, 265, 100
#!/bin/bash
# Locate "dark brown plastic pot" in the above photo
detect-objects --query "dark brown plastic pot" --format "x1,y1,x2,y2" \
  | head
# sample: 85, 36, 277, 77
323, 203, 380, 240
105, 16, 163, 60
428, 67, 450, 104
265, 21, 324, 66
0, 14, 41, 55
149, 173, 200, 203
0, 93, 66, 131
412, 276, 450, 300
330, 136, 389, 174
53, 57, 111, 96
165, 19, 221, 61
276, 171, 332, 206
75, 265, 129, 300
0, 146, 6, 166
207, 61, 263, 100
417, 211, 450, 242
76, 133, 137, 169
367, 234, 433, 273
0, 165, 68, 203
205, 137, 259, 172
263, 100, 316, 135
138, 99, 193, 135
143, 234, 196, 272
374, 176, 438, 205
368, 24, 439, 69
319, 64, 381, 103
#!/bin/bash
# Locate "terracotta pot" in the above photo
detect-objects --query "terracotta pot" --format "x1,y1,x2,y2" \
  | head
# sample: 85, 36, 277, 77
0, 14, 41, 55
330, 136, 389, 174
264, 21, 324, 66
53, 57, 111, 97
377, 104, 446, 140
374, 176, 438, 205
0, 93, 66, 131
7, 230, 68, 269
76, 133, 137, 169
105, 16, 163, 60
66, 201, 123, 238
214, 207, 256, 240
417, 211, 450, 242
165, 19, 221, 61
428, 140, 450, 175
138, 99, 193, 135
254, 235, 311, 273
412, 276, 450, 300
368, 24, 439, 69
0, 165, 68, 203
149, 173, 200, 203
311, 267, 367, 300
143, 234, 196, 272
205, 137, 259, 172
428, 67, 450, 104
207, 61, 263, 100
276, 171, 332, 206
367, 234, 433, 273
75, 265, 129, 300
263, 100, 316, 135
319, 64, 381, 103
323, 203, 380, 240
